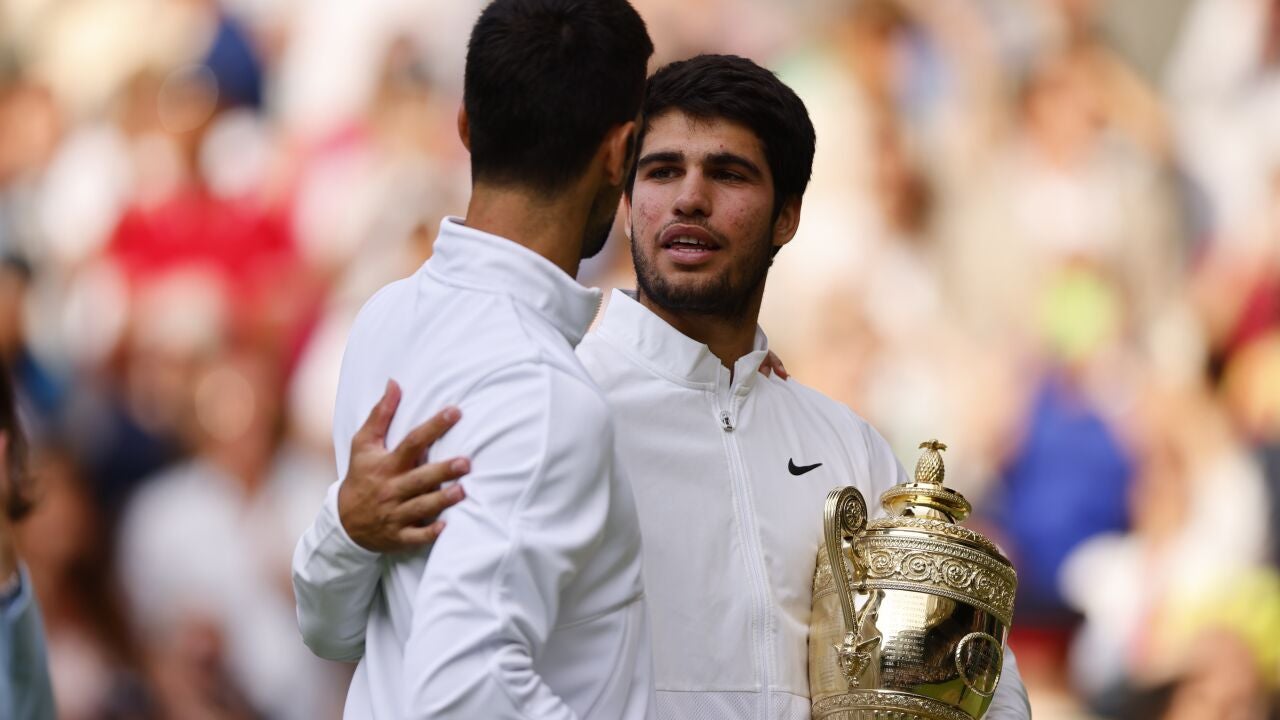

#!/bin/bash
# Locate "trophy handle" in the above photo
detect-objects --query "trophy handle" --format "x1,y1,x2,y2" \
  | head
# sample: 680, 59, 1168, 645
823, 487, 867, 633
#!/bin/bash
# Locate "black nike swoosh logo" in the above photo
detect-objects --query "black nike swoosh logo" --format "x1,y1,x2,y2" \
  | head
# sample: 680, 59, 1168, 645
788, 459, 822, 476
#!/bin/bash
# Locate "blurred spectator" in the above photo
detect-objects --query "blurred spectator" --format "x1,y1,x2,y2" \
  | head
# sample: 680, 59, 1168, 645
118, 342, 343, 720
16, 447, 150, 719
0, 0, 1278, 716
1060, 382, 1269, 714
0, 255, 66, 441
1166, 0, 1280, 243
941, 39, 1181, 347
988, 369, 1135, 630
1, 361, 56, 720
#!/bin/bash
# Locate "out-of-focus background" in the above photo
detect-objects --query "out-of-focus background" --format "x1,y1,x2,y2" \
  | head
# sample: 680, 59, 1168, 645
1, 0, 1278, 717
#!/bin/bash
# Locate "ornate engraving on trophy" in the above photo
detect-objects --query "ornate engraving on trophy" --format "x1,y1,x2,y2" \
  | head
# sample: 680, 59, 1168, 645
954, 632, 1003, 696
878, 589, 928, 686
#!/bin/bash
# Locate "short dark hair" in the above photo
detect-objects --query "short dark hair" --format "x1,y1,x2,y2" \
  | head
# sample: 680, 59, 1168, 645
0, 363, 32, 521
629, 54, 817, 217
464, 0, 653, 194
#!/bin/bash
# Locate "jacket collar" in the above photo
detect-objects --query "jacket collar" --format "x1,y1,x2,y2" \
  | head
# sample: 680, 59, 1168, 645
425, 216, 601, 346
594, 288, 771, 390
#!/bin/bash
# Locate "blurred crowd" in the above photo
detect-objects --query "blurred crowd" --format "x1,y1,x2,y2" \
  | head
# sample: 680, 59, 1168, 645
1, 0, 1279, 717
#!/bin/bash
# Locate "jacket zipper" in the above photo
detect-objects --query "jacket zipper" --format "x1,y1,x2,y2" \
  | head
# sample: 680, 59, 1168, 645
715, 385, 773, 719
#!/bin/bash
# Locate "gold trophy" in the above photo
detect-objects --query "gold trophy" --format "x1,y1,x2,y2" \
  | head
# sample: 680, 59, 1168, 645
809, 441, 1017, 720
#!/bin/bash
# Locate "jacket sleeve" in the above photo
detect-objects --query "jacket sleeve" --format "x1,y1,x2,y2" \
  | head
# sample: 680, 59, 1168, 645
291, 481, 382, 662
851, 411, 910, 520
987, 646, 1032, 719
1, 565, 57, 720
401, 363, 616, 719
291, 335, 390, 663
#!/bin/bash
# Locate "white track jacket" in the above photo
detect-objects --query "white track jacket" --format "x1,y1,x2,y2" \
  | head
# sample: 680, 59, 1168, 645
579, 292, 1027, 720
292, 220, 653, 720
295, 283, 1031, 719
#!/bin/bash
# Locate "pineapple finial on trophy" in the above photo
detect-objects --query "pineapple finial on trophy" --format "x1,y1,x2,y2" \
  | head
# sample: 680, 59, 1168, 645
881, 438, 971, 523
914, 439, 948, 485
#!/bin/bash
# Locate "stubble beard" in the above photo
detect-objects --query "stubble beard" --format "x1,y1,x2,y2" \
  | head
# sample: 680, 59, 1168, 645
630, 224, 773, 321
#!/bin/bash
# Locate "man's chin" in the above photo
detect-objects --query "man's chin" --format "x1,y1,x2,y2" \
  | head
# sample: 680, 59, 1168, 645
644, 278, 727, 313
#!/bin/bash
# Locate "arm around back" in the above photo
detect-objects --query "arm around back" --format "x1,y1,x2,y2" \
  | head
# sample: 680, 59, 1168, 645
293, 382, 470, 662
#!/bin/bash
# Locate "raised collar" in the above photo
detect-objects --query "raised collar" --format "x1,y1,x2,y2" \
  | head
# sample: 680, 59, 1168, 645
425, 216, 602, 347
593, 289, 771, 390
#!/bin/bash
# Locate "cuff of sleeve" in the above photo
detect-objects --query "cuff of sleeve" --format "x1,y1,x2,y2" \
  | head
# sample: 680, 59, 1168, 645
319, 484, 380, 563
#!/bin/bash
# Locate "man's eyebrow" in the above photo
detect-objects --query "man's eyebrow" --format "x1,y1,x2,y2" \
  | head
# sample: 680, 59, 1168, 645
637, 150, 683, 167
706, 152, 762, 176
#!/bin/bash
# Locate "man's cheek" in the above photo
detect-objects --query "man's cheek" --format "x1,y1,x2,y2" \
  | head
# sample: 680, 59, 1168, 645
633, 208, 660, 245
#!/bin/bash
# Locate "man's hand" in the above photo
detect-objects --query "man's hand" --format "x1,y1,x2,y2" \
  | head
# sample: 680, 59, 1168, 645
759, 350, 789, 380
337, 380, 470, 553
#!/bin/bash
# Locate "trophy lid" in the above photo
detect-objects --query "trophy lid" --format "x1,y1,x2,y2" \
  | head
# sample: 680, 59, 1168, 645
880, 440, 973, 523
870, 440, 1013, 569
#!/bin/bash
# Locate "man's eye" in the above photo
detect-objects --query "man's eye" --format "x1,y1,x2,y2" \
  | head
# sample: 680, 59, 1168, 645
648, 167, 678, 180
714, 170, 745, 182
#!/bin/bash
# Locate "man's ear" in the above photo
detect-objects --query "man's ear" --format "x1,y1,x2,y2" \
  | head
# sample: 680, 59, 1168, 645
620, 192, 634, 239
457, 104, 471, 151
601, 120, 637, 187
771, 196, 802, 251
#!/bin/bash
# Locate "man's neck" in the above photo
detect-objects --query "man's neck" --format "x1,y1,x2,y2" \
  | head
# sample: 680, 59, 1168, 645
636, 287, 765, 379
463, 183, 591, 278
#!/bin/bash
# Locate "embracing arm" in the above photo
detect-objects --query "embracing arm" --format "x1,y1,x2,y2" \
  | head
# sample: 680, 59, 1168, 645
292, 381, 469, 662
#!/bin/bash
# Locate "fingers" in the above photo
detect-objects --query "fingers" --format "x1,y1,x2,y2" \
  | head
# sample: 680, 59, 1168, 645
391, 406, 462, 469
393, 486, 465, 528
758, 351, 789, 380
353, 379, 402, 450
397, 520, 446, 546
393, 457, 470, 502
383, 480, 464, 550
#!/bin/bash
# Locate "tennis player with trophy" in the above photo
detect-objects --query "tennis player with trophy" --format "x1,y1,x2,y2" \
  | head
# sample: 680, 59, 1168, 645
290, 8, 1030, 715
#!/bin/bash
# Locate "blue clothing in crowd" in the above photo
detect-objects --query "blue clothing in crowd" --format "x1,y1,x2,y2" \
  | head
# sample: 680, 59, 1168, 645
988, 373, 1135, 626
1, 566, 56, 720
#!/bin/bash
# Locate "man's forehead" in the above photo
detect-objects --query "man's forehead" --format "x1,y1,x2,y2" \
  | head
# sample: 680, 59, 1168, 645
640, 110, 766, 161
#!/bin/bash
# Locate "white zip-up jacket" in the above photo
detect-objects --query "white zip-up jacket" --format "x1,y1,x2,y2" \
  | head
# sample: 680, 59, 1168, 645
295, 283, 1030, 719
579, 291, 1028, 719
292, 219, 653, 720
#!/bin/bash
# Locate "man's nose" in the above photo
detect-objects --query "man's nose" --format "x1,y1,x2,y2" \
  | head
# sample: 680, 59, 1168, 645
672, 174, 711, 218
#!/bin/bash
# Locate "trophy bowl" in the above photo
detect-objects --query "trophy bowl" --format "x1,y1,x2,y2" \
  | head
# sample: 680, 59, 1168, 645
809, 441, 1017, 720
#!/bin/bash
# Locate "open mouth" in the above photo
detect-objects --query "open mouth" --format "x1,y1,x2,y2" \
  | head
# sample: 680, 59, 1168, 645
660, 225, 721, 264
